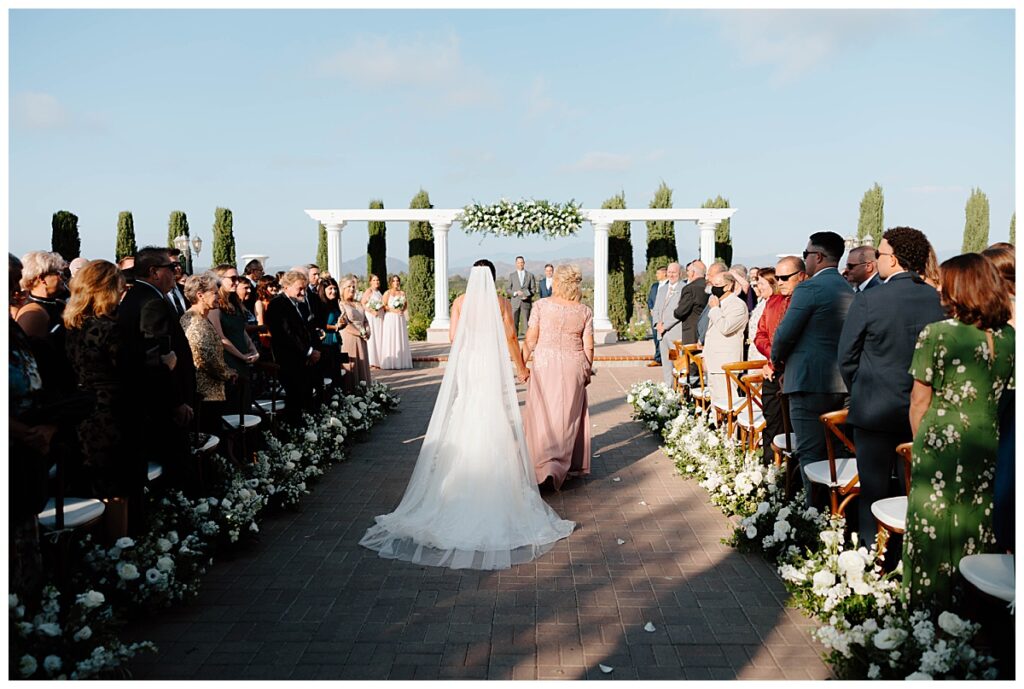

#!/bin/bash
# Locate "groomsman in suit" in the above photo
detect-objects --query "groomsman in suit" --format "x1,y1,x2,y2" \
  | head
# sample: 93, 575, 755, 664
838, 227, 945, 548
654, 262, 685, 386
508, 256, 537, 337
266, 270, 322, 426
843, 246, 880, 292
646, 266, 668, 367
539, 264, 555, 299
305, 264, 322, 322
771, 231, 855, 502
118, 246, 197, 503
166, 249, 189, 318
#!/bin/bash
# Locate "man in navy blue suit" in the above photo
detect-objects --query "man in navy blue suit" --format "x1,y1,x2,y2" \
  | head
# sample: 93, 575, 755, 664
646, 266, 667, 366
538, 264, 555, 299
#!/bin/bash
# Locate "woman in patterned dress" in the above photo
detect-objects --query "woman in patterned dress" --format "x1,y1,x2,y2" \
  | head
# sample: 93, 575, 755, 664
904, 253, 1014, 610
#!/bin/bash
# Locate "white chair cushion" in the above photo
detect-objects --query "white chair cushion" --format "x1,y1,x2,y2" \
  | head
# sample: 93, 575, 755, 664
222, 414, 262, 429
147, 462, 164, 482
690, 388, 711, 400
804, 457, 859, 487
736, 411, 765, 429
713, 397, 747, 414
38, 497, 105, 530
772, 433, 797, 453
871, 496, 907, 531
959, 554, 1015, 603
255, 399, 286, 412
323, 377, 333, 386
193, 434, 220, 453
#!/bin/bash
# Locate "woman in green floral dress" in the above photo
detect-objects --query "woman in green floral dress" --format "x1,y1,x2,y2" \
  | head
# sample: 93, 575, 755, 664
904, 253, 1014, 611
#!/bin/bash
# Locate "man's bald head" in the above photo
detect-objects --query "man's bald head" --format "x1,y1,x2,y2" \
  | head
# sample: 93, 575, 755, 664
707, 262, 728, 279
688, 260, 707, 279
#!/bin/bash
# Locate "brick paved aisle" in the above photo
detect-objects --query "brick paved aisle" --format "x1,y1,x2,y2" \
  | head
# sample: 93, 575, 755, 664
126, 366, 831, 680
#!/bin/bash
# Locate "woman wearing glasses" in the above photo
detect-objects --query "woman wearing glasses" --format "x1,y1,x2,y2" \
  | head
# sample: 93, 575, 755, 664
209, 264, 260, 414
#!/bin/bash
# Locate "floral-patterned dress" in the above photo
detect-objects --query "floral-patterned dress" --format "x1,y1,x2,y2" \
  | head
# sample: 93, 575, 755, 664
903, 319, 1015, 610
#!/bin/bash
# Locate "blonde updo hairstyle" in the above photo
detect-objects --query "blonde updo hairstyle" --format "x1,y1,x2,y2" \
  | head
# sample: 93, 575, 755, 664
553, 264, 583, 302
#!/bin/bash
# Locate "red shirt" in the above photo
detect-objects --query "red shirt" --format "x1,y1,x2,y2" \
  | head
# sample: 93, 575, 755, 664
754, 293, 792, 372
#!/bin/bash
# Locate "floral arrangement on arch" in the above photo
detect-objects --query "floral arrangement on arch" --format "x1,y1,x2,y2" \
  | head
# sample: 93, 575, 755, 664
460, 198, 584, 239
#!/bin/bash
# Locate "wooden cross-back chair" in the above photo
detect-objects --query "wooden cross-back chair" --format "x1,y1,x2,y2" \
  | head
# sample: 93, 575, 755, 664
873, 442, 913, 565
684, 345, 710, 414
721, 360, 767, 444
803, 408, 860, 516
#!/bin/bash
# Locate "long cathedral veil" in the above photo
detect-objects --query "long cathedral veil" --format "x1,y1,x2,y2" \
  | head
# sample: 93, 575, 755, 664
360, 266, 574, 569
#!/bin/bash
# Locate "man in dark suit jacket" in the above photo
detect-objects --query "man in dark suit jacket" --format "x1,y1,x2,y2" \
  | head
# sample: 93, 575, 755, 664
843, 246, 880, 293
674, 260, 709, 347
118, 246, 197, 503
771, 232, 854, 502
838, 228, 945, 547
646, 266, 667, 366
266, 271, 322, 426
538, 263, 555, 299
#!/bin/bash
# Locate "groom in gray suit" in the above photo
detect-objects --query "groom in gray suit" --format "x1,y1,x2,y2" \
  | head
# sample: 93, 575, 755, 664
653, 262, 685, 386
508, 256, 537, 337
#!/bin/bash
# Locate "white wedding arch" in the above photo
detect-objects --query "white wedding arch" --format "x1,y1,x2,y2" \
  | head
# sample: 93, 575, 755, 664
304, 206, 737, 344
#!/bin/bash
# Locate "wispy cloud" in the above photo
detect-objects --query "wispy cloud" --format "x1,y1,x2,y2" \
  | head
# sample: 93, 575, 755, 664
12, 91, 71, 129
559, 149, 666, 174
708, 10, 909, 84
908, 185, 967, 195
315, 31, 497, 107
525, 76, 579, 121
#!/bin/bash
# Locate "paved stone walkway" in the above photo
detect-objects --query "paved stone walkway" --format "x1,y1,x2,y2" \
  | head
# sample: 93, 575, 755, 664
125, 366, 831, 680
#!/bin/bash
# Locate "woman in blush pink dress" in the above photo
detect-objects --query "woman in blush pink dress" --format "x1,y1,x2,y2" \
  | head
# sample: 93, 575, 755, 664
379, 275, 413, 370
521, 264, 595, 490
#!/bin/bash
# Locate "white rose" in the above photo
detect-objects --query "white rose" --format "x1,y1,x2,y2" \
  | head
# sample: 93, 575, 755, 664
755, 502, 770, 516
745, 524, 757, 539
156, 556, 175, 572
156, 538, 172, 553
304, 432, 318, 442
351, 410, 363, 420
285, 462, 296, 470
820, 530, 841, 548
114, 537, 135, 549
937, 611, 970, 638
837, 550, 867, 575
76, 591, 105, 609
812, 570, 836, 593
19, 655, 37, 678
221, 498, 233, 510
145, 568, 162, 584
73, 626, 93, 642
43, 655, 61, 675
117, 562, 140, 581
195, 502, 210, 515
776, 507, 791, 520
905, 672, 932, 680
9, 594, 19, 609
289, 450, 302, 461
37, 622, 61, 637
167, 530, 179, 544
873, 627, 907, 650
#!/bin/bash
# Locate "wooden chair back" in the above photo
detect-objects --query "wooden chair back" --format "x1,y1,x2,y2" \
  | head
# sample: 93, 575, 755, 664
721, 360, 768, 437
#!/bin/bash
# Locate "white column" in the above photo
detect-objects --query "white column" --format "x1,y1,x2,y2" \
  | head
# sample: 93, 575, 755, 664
591, 221, 617, 344
698, 220, 717, 266
325, 222, 345, 278
426, 221, 452, 343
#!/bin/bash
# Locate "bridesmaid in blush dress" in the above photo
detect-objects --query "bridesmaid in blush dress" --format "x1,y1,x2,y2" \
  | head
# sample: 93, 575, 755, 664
521, 264, 595, 490
379, 275, 413, 370
338, 276, 372, 393
360, 274, 385, 370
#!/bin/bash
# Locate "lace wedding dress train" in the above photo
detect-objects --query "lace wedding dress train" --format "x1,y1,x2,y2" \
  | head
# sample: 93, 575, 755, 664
359, 267, 575, 569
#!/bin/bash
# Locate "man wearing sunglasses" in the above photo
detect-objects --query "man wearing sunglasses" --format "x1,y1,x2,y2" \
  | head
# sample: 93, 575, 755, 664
771, 231, 855, 503
843, 246, 880, 292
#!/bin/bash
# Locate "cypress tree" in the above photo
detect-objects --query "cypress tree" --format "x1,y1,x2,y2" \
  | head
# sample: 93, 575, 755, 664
115, 211, 137, 262
167, 211, 191, 271
407, 189, 434, 322
1010, 213, 1016, 246
961, 188, 990, 253
856, 182, 884, 248
51, 210, 81, 261
367, 199, 388, 280
603, 192, 633, 335
702, 195, 733, 266
212, 207, 236, 266
644, 182, 676, 299
316, 222, 328, 271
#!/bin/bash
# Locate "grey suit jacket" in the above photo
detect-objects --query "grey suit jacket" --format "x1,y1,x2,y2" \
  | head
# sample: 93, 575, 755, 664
654, 280, 684, 343
838, 272, 945, 432
508, 271, 537, 307
771, 268, 855, 395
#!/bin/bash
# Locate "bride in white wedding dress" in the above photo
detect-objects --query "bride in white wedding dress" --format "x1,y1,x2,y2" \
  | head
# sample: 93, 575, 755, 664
359, 262, 575, 570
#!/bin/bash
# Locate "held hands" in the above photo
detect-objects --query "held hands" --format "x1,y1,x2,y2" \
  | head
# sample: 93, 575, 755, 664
708, 295, 720, 309
173, 403, 193, 427
518, 367, 531, 384
761, 364, 774, 381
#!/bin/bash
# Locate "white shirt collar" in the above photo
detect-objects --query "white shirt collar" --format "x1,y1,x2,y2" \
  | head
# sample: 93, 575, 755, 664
883, 270, 906, 284
813, 266, 839, 278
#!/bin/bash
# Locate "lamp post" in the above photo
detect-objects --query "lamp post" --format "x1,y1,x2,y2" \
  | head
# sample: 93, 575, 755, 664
173, 234, 203, 274
844, 236, 856, 253
191, 235, 203, 271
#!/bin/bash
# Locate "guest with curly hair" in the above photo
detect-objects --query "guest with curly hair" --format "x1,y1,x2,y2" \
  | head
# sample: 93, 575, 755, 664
838, 227, 947, 549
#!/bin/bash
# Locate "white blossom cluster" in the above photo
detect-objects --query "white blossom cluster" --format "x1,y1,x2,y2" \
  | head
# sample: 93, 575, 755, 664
460, 198, 584, 239
626, 380, 683, 434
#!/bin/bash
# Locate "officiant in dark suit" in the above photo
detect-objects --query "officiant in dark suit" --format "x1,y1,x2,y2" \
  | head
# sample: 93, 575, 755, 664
266, 270, 322, 426
118, 246, 197, 502
508, 256, 537, 337
838, 227, 944, 547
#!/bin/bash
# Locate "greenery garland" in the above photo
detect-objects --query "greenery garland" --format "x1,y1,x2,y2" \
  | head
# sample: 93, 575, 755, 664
461, 198, 584, 238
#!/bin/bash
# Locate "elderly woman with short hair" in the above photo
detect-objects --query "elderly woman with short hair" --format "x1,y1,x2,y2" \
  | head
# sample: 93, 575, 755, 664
521, 264, 594, 490
181, 272, 237, 429
703, 270, 750, 412
16, 250, 68, 339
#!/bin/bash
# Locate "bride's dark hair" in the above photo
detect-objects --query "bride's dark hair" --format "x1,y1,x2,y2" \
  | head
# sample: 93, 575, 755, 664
473, 259, 496, 281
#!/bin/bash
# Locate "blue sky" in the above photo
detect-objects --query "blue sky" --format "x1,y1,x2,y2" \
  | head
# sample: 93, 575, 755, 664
8, 9, 1015, 271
